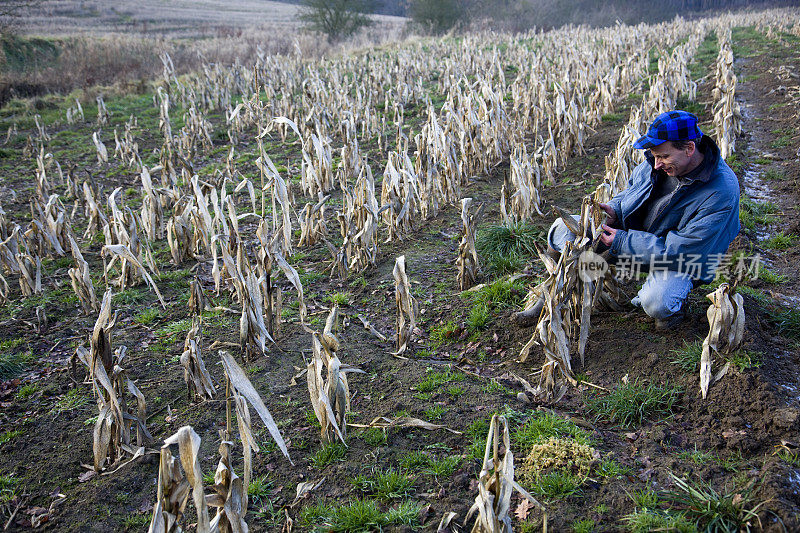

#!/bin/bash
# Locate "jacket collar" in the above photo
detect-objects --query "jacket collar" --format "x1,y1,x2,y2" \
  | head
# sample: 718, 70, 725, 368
644, 135, 719, 184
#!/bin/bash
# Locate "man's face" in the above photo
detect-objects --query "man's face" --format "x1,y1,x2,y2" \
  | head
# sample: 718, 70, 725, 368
649, 142, 694, 177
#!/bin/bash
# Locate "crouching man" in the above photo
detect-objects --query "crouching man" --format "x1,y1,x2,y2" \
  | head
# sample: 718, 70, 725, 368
515, 110, 741, 330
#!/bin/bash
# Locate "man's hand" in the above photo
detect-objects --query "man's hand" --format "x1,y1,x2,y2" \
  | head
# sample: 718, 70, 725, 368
600, 224, 617, 247
598, 203, 617, 226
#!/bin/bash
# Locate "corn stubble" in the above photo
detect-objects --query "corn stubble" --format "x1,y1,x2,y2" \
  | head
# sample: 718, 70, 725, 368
307, 307, 364, 444
467, 415, 546, 532
700, 283, 745, 398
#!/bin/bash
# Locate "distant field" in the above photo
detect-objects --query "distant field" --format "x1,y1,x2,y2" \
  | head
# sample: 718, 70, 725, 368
15, 0, 406, 38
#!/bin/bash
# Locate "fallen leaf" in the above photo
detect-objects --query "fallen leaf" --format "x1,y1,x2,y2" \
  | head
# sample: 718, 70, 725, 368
515, 498, 534, 520
78, 470, 96, 483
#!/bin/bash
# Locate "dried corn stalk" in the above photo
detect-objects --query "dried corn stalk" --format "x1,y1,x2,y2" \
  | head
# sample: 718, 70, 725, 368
220, 350, 291, 462
68, 234, 99, 314
181, 319, 216, 401
207, 433, 248, 533
467, 415, 546, 532
457, 198, 485, 291
74, 292, 151, 472
307, 307, 364, 444
148, 426, 211, 533
393, 255, 418, 355
16, 251, 41, 296
700, 283, 745, 398
92, 131, 108, 164
102, 244, 166, 308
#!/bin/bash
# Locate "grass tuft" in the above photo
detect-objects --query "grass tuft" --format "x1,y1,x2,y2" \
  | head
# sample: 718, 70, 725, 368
763, 231, 798, 250
476, 220, 543, 277
350, 468, 414, 500
665, 474, 763, 532
310, 442, 346, 468
584, 379, 681, 428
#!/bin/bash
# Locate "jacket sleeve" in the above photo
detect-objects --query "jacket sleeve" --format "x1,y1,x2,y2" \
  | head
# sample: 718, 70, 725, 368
605, 160, 649, 229
610, 199, 736, 265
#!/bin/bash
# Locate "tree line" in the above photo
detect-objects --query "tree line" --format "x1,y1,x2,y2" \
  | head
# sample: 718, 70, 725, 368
299, 0, 799, 39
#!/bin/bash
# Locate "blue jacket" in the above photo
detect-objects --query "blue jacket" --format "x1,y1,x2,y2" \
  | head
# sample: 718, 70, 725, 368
607, 136, 740, 282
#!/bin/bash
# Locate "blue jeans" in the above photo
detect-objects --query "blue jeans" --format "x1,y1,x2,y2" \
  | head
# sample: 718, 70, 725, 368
634, 270, 694, 319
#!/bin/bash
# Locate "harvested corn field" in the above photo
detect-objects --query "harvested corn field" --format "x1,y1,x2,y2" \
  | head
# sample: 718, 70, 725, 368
1, 7, 800, 533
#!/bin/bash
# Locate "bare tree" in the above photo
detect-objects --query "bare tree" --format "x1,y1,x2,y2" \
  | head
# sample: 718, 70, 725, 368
299, 0, 375, 42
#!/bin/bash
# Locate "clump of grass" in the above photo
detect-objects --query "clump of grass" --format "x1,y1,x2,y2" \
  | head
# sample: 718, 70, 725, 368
299, 501, 333, 529
763, 231, 798, 250
677, 445, 715, 466
398, 451, 432, 471
0, 430, 22, 446
416, 366, 464, 393
134, 308, 161, 325
327, 291, 351, 306
513, 411, 594, 449
670, 340, 703, 371
768, 307, 800, 339
596, 457, 631, 480
446, 385, 464, 398
762, 167, 786, 181
423, 405, 445, 420
360, 427, 387, 447
0, 474, 18, 503
429, 320, 458, 349
665, 474, 764, 532
476, 220, 543, 277
0, 349, 34, 380
466, 418, 490, 459
350, 468, 414, 500
757, 266, 787, 284
51, 387, 90, 413
466, 277, 527, 309
622, 509, 695, 533
322, 498, 422, 531
584, 379, 681, 428
571, 518, 596, 533
739, 195, 777, 231
15, 384, 38, 399
726, 153, 744, 174
423, 455, 461, 478
122, 514, 150, 530
248, 475, 273, 505
310, 442, 346, 468
528, 470, 583, 499
466, 301, 491, 332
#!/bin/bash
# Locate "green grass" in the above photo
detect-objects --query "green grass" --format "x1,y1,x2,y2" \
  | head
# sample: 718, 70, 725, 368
429, 320, 458, 349
350, 468, 414, 500
446, 384, 464, 398
665, 474, 763, 533
739, 195, 777, 231
423, 405, 446, 420
466, 301, 490, 332
398, 451, 432, 472
529, 470, 583, 499
757, 266, 787, 284
310, 442, 346, 468
416, 366, 464, 393
513, 411, 594, 449
670, 340, 703, 372
726, 153, 744, 174
595, 457, 631, 480
248, 475, 273, 505
464, 277, 527, 309
0, 474, 18, 503
762, 231, 798, 250
476, 220, 544, 277
51, 387, 90, 413
762, 167, 786, 181
677, 445, 715, 466
15, 384, 37, 399
571, 518, 596, 533
122, 514, 150, 530
622, 509, 695, 533
601, 113, 624, 122
134, 308, 161, 325
111, 287, 148, 306
422, 455, 461, 478
360, 427, 387, 447
0, 349, 34, 380
327, 291, 351, 306
584, 379, 681, 428
0, 429, 22, 446
313, 498, 422, 531
767, 307, 800, 339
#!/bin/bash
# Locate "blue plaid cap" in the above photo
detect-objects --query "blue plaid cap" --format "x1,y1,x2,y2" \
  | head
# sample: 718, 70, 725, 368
633, 110, 703, 149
